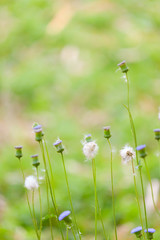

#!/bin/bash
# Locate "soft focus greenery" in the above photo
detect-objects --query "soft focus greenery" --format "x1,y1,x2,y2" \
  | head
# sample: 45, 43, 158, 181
0, 0, 160, 239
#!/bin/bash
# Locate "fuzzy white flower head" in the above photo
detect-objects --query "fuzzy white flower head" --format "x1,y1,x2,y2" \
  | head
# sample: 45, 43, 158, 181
24, 175, 39, 190
83, 140, 99, 160
120, 145, 136, 164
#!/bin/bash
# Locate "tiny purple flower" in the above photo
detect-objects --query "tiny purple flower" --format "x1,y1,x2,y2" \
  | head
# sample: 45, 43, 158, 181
117, 61, 129, 73
58, 210, 71, 221
103, 126, 111, 139
53, 139, 62, 146
136, 145, 147, 158
15, 145, 23, 159
131, 226, 142, 239
144, 228, 156, 239
153, 129, 160, 141
53, 139, 64, 153
33, 124, 43, 141
15, 145, 23, 149
33, 125, 42, 130
144, 228, 155, 233
131, 226, 142, 234
136, 145, 146, 151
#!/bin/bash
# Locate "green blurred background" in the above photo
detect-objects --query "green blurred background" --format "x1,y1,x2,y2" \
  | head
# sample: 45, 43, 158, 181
0, 0, 160, 239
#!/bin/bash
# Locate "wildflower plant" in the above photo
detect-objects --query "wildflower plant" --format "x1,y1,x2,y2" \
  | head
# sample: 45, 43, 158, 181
14, 62, 159, 240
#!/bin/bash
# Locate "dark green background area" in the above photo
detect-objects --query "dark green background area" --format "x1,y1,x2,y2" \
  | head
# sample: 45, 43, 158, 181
0, 0, 160, 239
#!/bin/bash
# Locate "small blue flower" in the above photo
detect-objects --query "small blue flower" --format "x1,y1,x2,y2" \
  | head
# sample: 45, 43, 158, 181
136, 145, 146, 151
53, 139, 64, 153
131, 226, 142, 234
85, 134, 92, 142
144, 228, 155, 233
33, 125, 42, 131
15, 145, 23, 159
131, 226, 142, 238
153, 129, 160, 141
53, 139, 62, 146
136, 145, 147, 158
144, 228, 156, 239
59, 210, 71, 221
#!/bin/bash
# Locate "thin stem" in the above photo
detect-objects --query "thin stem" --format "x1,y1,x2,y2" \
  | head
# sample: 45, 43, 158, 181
46, 175, 54, 240
131, 159, 145, 240
39, 141, 54, 240
71, 227, 77, 240
125, 72, 149, 238
36, 168, 43, 237
107, 139, 118, 240
61, 153, 81, 240
66, 227, 69, 240
19, 160, 40, 239
92, 158, 98, 240
97, 200, 108, 240
144, 158, 160, 217
32, 190, 40, 240
41, 140, 65, 240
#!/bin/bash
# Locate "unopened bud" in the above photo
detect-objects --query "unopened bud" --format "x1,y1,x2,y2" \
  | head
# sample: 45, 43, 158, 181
53, 139, 64, 153
103, 126, 111, 139
118, 61, 129, 73
31, 154, 40, 168
15, 146, 23, 159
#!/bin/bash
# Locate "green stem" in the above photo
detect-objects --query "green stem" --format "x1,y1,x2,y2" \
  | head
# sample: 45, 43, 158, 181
97, 200, 108, 240
66, 227, 69, 240
36, 168, 43, 237
32, 190, 40, 240
144, 158, 160, 217
92, 158, 98, 240
71, 227, 77, 240
43, 139, 65, 240
46, 175, 54, 240
131, 159, 145, 240
61, 153, 81, 240
125, 72, 148, 238
107, 139, 118, 240
19, 160, 40, 239
39, 141, 54, 240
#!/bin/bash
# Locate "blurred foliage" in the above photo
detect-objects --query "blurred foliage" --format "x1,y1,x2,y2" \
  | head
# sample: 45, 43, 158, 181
0, 0, 160, 239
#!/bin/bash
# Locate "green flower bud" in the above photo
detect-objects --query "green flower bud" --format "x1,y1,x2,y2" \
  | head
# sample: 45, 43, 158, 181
31, 154, 40, 168
118, 61, 129, 73
15, 146, 23, 159
103, 126, 111, 139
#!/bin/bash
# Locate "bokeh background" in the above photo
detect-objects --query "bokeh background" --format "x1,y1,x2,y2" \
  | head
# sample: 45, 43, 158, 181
0, 0, 160, 239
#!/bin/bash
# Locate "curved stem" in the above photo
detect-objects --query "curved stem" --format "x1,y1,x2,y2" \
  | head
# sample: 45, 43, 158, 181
92, 158, 97, 240
144, 158, 160, 217
39, 141, 54, 240
19, 160, 40, 239
32, 190, 40, 240
131, 159, 145, 240
107, 139, 118, 240
66, 227, 69, 240
71, 227, 77, 240
43, 139, 65, 240
97, 200, 108, 240
61, 153, 81, 240
37, 168, 43, 237
125, 72, 148, 238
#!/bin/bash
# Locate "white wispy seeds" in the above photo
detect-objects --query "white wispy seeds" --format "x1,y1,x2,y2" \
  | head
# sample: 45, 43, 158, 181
24, 175, 39, 190
82, 141, 99, 160
120, 145, 135, 164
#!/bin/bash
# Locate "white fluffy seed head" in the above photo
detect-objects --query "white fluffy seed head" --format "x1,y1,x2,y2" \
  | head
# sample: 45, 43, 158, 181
120, 145, 136, 164
82, 141, 99, 160
24, 175, 39, 190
